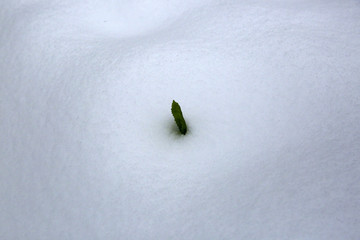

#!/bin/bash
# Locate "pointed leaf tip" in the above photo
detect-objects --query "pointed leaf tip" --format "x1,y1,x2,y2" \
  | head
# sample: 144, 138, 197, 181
171, 100, 187, 135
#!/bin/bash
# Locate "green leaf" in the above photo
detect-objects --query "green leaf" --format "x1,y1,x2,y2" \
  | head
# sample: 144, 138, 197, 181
171, 100, 187, 135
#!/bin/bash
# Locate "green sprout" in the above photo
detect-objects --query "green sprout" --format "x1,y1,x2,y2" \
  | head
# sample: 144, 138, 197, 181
171, 100, 187, 135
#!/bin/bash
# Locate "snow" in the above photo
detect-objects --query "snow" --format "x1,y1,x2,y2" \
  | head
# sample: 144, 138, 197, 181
1, 0, 360, 239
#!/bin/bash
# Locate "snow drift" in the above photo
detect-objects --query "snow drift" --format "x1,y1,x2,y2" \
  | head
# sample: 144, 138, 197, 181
1, 0, 360, 239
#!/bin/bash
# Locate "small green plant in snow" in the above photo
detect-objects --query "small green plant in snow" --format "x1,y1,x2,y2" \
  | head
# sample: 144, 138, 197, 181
171, 100, 187, 135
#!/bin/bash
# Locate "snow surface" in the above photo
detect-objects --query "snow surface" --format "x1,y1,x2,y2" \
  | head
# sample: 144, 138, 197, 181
1, 0, 360, 239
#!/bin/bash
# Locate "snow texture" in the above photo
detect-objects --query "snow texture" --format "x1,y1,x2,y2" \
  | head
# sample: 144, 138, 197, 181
1, 0, 360, 239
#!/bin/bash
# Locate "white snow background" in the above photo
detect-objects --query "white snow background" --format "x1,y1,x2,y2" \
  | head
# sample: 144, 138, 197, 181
1, 0, 360, 239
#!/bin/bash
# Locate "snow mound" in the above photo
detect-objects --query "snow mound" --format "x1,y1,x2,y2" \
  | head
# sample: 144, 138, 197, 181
1, 0, 360, 239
